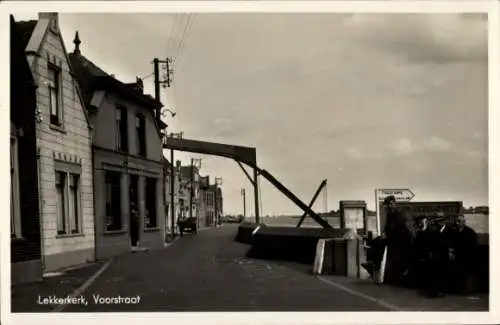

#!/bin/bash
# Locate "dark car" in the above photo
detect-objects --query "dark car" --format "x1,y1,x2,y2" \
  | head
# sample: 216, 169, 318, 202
178, 217, 197, 236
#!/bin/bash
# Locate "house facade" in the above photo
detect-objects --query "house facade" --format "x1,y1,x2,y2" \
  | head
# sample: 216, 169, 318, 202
164, 158, 182, 237
69, 32, 166, 258
205, 184, 223, 226
19, 13, 95, 272
180, 165, 200, 221
10, 16, 43, 284
198, 176, 210, 228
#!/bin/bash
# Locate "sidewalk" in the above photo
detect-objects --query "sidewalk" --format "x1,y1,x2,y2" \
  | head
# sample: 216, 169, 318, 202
318, 275, 489, 311
11, 261, 107, 313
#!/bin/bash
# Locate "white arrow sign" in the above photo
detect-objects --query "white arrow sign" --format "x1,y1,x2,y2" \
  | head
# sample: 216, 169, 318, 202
377, 188, 415, 202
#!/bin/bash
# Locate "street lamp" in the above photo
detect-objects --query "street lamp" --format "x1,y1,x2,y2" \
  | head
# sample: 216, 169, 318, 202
161, 108, 176, 118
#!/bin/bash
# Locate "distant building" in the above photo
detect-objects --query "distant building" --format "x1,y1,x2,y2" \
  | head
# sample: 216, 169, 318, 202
164, 158, 182, 236
180, 165, 201, 223
69, 30, 167, 257
198, 176, 210, 228
205, 184, 223, 225
13, 13, 96, 277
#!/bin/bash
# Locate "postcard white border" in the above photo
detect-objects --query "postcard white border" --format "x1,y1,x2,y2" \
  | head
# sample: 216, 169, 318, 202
1, 1, 498, 324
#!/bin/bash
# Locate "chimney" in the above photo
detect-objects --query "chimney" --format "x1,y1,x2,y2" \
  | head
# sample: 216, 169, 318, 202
39, 12, 58, 30
136, 77, 144, 94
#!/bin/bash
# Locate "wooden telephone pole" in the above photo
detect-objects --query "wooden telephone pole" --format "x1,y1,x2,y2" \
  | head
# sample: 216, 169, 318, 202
153, 57, 175, 236
241, 188, 246, 218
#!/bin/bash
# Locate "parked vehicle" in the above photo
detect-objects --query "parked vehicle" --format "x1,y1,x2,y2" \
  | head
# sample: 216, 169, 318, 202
178, 217, 197, 236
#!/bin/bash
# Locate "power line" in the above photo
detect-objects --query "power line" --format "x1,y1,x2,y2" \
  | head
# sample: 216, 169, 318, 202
165, 13, 181, 56
140, 71, 154, 80
174, 14, 195, 63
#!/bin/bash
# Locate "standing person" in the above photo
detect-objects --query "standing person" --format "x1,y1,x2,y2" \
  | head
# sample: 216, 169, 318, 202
448, 214, 478, 295
380, 195, 409, 286
412, 215, 430, 290
423, 214, 448, 298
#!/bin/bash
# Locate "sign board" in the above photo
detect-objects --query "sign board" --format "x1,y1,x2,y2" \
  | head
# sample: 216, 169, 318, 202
374, 188, 415, 235
377, 189, 415, 202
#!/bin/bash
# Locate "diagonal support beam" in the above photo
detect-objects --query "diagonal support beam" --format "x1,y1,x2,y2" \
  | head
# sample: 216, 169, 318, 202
257, 169, 332, 229
236, 160, 255, 186
296, 179, 327, 228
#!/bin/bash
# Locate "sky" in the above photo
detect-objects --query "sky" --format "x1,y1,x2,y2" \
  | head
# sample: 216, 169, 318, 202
12, 11, 489, 216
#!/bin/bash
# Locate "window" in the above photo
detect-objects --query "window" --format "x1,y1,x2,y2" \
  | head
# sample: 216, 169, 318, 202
207, 192, 214, 206
11, 136, 22, 238
136, 114, 146, 157
48, 65, 61, 126
145, 177, 157, 228
105, 171, 122, 231
55, 171, 67, 234
69, 174, 80, 233
115, 107, 128, 152
55, 170, 82, 235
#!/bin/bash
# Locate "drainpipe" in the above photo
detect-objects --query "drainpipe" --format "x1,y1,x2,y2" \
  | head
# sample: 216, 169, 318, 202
90, 139, 97, 261
36, 146, 45, 272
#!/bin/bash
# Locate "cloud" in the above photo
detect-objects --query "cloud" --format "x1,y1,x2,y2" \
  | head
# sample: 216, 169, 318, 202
346, 147, 364, 160
344, 14, 487, 64
390, 138, 414, 156
472, 131, 484, 140
425, 136, 452, 152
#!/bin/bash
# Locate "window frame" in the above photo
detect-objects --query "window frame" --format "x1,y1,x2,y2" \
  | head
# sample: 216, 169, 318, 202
10, 135, 22, 239
55, 164, 83, 236
115, 106, 128, 152
104, 170, 123, 232
135, 113, 147, 157
144, 177, 158, 229
48, 63, 62, 127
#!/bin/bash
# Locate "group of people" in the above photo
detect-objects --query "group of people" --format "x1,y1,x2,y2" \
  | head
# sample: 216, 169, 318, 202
365, 195, 478, 298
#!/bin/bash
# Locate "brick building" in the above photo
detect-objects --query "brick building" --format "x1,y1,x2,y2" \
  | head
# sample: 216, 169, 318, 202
69, 32, 167, 257
10, 15, 43, 284
15, 13, 96, 273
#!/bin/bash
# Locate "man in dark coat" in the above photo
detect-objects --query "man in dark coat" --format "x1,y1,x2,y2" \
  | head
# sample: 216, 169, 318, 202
381, 196, 413, 286
447, 214, 478, 294
412, 215, 430, 290
422, 215, 449, 298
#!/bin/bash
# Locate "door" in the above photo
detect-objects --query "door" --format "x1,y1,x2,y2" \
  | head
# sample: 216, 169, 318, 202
129, 174, 139, 246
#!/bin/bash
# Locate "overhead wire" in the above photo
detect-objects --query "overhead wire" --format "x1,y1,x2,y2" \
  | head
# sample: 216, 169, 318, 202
174, 14, 196, 63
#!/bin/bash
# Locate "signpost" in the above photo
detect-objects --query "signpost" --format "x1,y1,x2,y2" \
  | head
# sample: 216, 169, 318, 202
374, 188, 415, 235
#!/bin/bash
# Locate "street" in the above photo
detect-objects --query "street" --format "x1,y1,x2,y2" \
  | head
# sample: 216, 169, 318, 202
63, 225, 389, 312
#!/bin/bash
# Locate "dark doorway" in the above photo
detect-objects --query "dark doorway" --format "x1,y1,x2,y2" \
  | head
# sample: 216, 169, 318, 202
129, 174, 139, 247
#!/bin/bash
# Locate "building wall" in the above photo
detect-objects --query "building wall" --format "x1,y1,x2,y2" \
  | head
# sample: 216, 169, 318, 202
165, 164, 181, 234
28, 15, 94, 271
92, 91, 165, 256
10, 17, 43, 284
93, 92, 162, 162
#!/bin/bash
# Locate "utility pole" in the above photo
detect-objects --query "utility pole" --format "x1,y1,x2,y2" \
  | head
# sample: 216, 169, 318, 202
190, 158, 194, 220
215, 177, 223, 226
153, 57, 176, 237
241, 188, 246, 218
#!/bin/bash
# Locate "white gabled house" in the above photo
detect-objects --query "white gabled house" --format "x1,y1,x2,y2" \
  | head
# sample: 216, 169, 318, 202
22, 12, 95, 272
